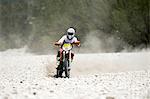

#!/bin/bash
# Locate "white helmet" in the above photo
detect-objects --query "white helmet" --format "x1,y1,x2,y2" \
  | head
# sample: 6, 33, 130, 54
66, 27, 76, 40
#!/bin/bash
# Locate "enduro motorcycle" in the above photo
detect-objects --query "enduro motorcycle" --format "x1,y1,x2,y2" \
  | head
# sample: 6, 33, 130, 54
55, 41, 80, 78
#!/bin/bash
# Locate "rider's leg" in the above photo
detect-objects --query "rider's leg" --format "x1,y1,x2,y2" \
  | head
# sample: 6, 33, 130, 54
56, 49, 63, 69
56, 50, 63, 77
56, 51, 60, 66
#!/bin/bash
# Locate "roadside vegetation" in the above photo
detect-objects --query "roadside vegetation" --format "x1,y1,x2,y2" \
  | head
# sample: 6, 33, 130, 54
0, 0, 149, 53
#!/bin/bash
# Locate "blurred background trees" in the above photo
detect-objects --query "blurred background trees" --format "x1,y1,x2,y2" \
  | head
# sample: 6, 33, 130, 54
0, 0, 149, 53
111, 0, 150, 48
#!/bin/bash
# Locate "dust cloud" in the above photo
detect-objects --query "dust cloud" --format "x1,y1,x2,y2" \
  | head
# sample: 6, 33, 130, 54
79, 30, 127, 53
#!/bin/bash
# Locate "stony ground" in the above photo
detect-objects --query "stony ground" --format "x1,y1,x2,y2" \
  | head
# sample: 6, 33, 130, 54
0, 51, 150, 99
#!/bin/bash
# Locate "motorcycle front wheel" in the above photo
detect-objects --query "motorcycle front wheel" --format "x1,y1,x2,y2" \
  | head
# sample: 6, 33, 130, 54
64, 59, 70, 78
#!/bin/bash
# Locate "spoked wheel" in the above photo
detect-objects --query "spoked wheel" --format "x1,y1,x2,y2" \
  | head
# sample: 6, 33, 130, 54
64, 59, 70, 78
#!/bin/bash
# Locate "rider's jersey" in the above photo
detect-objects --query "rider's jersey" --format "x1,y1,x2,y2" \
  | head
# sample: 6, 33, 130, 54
58, 35, 78, 44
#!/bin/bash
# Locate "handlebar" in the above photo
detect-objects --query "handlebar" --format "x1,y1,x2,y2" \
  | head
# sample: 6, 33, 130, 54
54, 41, 80, 46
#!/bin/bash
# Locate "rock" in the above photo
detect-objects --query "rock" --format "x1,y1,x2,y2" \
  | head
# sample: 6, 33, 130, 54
11, 89, 17, 94
50, 90, 54, 93
106, 96, 115, 99
55, 83, 58, 86
35, 84, 38, 86
33, 92, 36, 95
95, 75, 98, 77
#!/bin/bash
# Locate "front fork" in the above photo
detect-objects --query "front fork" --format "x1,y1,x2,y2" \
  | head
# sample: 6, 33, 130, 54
57, 51, 72, 69
62, 51, 71, 69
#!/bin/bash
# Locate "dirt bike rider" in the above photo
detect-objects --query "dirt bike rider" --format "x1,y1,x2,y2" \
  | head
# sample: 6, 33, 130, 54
55, 27, 80, 71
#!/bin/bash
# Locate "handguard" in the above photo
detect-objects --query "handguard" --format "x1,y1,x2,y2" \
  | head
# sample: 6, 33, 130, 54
73, 41, 80, 46
54, 42, 61, 46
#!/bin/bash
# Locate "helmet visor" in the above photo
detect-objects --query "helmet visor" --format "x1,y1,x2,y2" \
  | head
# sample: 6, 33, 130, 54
68, 32, 74, 35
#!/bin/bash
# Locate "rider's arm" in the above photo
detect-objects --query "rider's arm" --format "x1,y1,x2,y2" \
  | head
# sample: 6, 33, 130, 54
55, 35, 66, 45
58, 35, 66, 43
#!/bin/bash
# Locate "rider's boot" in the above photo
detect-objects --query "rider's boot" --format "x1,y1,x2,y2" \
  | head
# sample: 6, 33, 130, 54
56, 57, 63, 78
